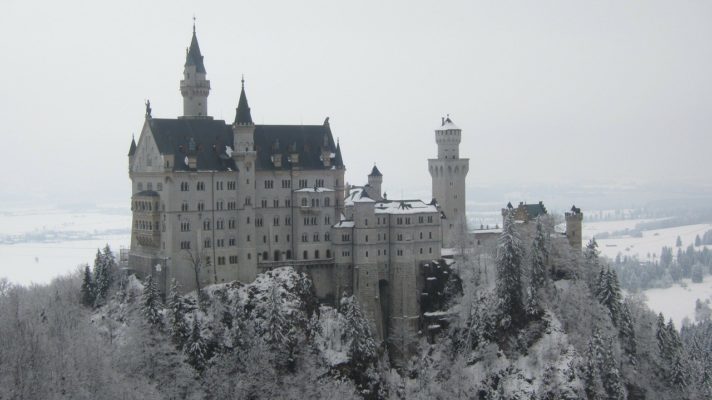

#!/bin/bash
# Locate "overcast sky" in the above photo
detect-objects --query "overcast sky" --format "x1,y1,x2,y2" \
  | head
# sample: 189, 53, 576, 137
1, 0, 710, 207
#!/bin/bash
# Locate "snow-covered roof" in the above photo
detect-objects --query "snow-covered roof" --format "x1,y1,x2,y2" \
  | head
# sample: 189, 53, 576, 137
294, 186, 334, 193
333, 220, 355, 228
344, 186, 372, 206
374, 199, 438, 215
435, 116, 460, 131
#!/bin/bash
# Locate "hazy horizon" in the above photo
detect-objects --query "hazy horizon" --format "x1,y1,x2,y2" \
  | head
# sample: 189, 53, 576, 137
2, 1, 711, 208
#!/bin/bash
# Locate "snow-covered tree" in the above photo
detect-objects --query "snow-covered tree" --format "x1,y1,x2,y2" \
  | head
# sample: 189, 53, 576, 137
141, 274, 163, 328
167, 279, 190, 348
676, 235, 683, 247
583, 334, 604, 400
264, 283, 295, 370
186, 315, 207, 372
526, 219, 547, 317
595, 268, 622, 326
341, 295, 377, 368
619, 301, 637, 364
600, 338, 625, 400
80, 265, 95, 307
496, 212, 524, 329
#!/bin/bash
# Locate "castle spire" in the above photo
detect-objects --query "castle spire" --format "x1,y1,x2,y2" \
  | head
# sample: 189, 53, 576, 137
180, 22, 211, 118
234, 76, 253, 125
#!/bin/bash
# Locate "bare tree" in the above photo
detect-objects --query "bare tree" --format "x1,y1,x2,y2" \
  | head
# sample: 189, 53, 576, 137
183, 248, 211, 306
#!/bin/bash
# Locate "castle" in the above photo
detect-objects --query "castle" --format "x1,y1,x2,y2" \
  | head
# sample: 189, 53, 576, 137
127, 26, 581, 342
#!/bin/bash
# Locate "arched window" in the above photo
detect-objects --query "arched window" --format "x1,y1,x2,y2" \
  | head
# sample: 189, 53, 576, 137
286, 250, 292, 259
262, 251, 268, 261
274, 250, 280, 261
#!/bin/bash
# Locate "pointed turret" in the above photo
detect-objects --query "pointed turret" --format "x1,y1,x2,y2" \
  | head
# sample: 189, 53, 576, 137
367, 164, 383, 200
184, 25, 207, 74
180, 23, 211, 118
234, 77, 253, 125
128, 137, 137, 156
334, 140, 344, 167
369, 165, 382, 177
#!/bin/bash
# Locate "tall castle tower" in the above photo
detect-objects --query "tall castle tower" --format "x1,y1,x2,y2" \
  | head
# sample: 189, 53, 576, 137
232, 78, 258, 282
565, 205, 583, 250
180, 24, 211, 118
428, 116, 469, 246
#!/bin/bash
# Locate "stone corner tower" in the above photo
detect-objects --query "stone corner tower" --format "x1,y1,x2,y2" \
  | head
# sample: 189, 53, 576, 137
428, 115, 469, 247
565, 205, 583, 250
180, 24, 211, 119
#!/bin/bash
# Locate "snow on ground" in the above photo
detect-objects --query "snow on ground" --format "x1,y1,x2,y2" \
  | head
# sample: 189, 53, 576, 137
0, 234, 130, 285
0, 207, 131, 285
643, 275, 712, 328
594, 223, 712, 260
582, 218, 665, 240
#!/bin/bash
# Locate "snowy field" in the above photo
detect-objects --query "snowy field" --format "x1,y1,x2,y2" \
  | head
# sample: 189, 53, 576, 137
592, 223, 712, 260
643, 276, 712, 328
0, 207, 130, 285
582, 218, 664, 240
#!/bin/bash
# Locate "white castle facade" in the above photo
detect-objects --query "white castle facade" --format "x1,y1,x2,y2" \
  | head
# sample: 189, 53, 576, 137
128, 27, 570, 341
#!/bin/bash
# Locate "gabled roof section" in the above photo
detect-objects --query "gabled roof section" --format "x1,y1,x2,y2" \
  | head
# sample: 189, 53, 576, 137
147, 118, 236, 171
185, 28, 206, 74
234, 78, 253, 125
128, 137, 137, 156
253, 124, 344, 171
369, 165, 382, 177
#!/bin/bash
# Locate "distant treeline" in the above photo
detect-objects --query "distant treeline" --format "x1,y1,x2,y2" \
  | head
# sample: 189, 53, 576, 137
612, 243, 712, 291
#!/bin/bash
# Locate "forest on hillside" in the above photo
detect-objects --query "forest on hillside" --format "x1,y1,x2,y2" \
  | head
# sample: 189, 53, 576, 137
1, 216, 711, 399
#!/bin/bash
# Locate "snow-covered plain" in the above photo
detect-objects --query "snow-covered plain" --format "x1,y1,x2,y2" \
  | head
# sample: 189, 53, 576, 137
0, 207, 130, 285
643, 275, 712, 328
585, 221, 712, 260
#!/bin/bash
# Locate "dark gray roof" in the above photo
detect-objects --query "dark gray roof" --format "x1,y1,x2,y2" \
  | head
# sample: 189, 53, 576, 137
185, 30, 206, 74
134, 190, 159, 197
148, 118, 236, 171
128, 138, 136, 156
369, 165, 382, 177
253, 124, 344, 171
146, 118, 344, 172
234, 81, 252, 125
520, 202, 547, 219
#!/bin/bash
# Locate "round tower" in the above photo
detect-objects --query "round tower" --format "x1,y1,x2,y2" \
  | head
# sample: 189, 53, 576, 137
180, 24, 211, 118
428, 116, 469, 247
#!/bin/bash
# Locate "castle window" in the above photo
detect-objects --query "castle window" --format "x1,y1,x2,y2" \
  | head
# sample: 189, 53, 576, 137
197, 201, 204, 211
286, 250, 292, 259
180, 182, 189, 191
285, 217, 292, 226
180, 241, 191, 250
301, 198, 307, 207
229, 255, 238, 264
420, 232, 423, 239
315, 250, 320, 259
264, 180, 274, 189
197, 182, 205, 191
137, 182, 143, 191
282, 179, 291, 189
429, 232, 433, 239
273, 199, 279, 208
227, 201, 236, 210
364, 219, 368, 226
247, 235, 251, 242
313, 233, 320, 242
397, 249, 403, 256
274, 235, 279, 243
302, 233, 308, 242
246, 217, 251, 224
203, 220, 211, 230
418, 216, 424, 224
274, 250, 280, 261
147, 183, 153, 191
428, 216, 433, 223
245, 196, 251, 206
216, 201, 224, 210
217, 256, 226, 266
216, 181, 223, 190
248, 253, 251, 260
261, 199, 268, 208
217, 239, 224, 248
365, 235, 369, 242
324, 197, 330, 207
228, 219, 235, 229
255, 217, 263, 227
287, 234, 290, 242
325, 233, 330, 241
263, 235, 267, 243
227, 181, 236, 190
303, 251, 308, 259
326, 249, 331, 258
262, 251, 268, 260
405, 217, 411, 225
316, 179, 324, 187
285, 199, 291, 207
397, 234, 403, 241
273, 216, 280, 226
181, 202, 189, 212
216, 219, 224, 230
365, 251, 368, 257
229, 238, 236, 246
299, 179, 308, 188
429, 247, 432, 254
419, 248, 423, 254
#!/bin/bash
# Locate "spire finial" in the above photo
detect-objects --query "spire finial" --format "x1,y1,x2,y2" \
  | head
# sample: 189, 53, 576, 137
192, 15, 196, 33
241, 74, 245, 89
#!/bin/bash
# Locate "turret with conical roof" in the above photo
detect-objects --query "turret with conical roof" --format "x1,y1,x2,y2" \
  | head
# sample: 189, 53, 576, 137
366, 164, 383, 200
234, 77, 253, 125
180, 23, 211, 119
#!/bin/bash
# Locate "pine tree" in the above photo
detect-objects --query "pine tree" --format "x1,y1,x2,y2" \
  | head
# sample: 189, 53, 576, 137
341, 295, 377, 368
141, 274, 163, 327
186, 315, 207, 372
80, 265, 95, 307
167, 279, 190, 348
527, 219, 547, 317
619, 301, 637, 364
696, 234, 702, 247
656, 313, 671, 360
600, 338, 626, 400
495, 212, 524, 329
596, 268, 622, 326
676, 236, 683, 247
264, 283, 293, 369
583, 334, 604, 400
